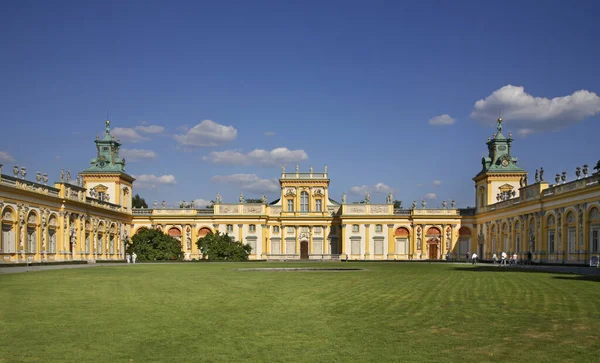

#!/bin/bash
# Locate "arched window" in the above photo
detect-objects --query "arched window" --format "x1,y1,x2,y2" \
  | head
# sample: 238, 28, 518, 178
1, 207, 16, 253
589, 207, 600, 254
27, 212, 38, 253
168, 227, 182, 242
547, 214, 556, 254
300, 191, 309, 212
566, 211, 576, 253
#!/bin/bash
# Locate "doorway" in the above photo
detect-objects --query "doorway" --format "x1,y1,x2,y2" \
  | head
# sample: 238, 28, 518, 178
300, 241, 309, 259
428, 241, 439, 259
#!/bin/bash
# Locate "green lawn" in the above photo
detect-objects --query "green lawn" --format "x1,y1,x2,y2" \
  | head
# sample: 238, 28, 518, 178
1, 262, 599, 363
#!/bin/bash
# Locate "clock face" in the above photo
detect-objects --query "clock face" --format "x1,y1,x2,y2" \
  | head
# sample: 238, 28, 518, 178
502, 159, 509, 167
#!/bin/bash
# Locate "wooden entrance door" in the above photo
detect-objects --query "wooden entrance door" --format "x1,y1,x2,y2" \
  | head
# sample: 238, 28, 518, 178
300, 241, 309, 259
428, 243, 438, 259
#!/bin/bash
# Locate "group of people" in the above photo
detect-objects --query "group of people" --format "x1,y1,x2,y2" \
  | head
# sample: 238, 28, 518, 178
126, 252, 137, 264
465, 252, 479, 264
492, 252, 518, 266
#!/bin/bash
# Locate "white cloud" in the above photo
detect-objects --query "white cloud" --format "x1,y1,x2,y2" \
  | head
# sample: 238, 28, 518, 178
174, 120, 237, 147
203, 147, 308, 166
264, 131, 276, 136
470, 85, 600, 135
135, 125, 165, 134
428, 114, 455, 126
433, 180, 441, 186
193, 198, 213, 208
349, 182, 396, 195
132, 174, 176, 189
121, 148, 158, 161
0, 151, 16, 163
112, 127, 148, 142
210, 174, 279, 193
424, 193, 437, 200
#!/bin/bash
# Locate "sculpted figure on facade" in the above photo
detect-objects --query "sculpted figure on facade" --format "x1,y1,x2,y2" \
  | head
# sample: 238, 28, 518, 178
386, 193, 393, 204
261, 194, 267, 204
341, 193, 346, 204
535, 169, 539, 183
364, 193, 370, 204
239, 193, 245, 203
539, 167, 544, 181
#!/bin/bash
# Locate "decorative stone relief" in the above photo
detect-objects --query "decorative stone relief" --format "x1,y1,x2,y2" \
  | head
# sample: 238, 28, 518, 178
347, 205, 366, 214
284, 188, 296, 197
243, 205, 262, 214
3, 210, 12, 221
219, 206, 238, 214
369, 205, 388, 214
312, 188, 324, 196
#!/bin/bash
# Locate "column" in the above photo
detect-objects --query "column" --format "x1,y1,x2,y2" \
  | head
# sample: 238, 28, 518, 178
323, 225, 328, 254
364, 224, 370, 259
340, 224, 346, 257
387, 224, 395, 259
261, 224, 268, 258
191, 224, 197, 258
309, 226, 313, 255
238, 224, 243, 245
295, 225, 299, 255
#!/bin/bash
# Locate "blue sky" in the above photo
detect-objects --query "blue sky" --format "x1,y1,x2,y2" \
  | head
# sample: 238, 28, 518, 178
1, 0, 599, 208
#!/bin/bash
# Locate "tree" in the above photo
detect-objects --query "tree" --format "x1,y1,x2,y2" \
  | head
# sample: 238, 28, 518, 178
393, 200, 402, 209
595, 160, 600, 173
127, 228, 184, 261
132, 194, 148, 208
196, 231, 251, 261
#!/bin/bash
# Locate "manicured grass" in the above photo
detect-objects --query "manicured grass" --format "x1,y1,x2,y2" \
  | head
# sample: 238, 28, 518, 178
1, 262, 599, 362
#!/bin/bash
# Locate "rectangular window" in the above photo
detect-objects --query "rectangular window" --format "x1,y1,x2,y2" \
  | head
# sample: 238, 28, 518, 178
314, 227, 321, 234
315, 199, 322, 212
352, 224, 359, 232
246, 239, 256, 253
249, 224, 256, 233
2, 224, 14, 252
301, 227, 308, 233
227, 224, 233, 233
568, 227, 576, 253
287, 227, 294, 234
84, 233, 89, 253
375, 224, 383, 233
287, 200, 294, 212
548, 231, 555, 254
300, 192, 309, 212
351, 238, 361, 254
273, 226, 280, 233
592, 229, 599, 253
374, 238, 384, 254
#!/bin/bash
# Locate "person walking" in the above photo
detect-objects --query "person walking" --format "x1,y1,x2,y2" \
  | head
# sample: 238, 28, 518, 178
471, 252, 478, 265
132, 252, 137, 264
527, 251, 532, 265
466, 251, 470, 263
126, 254, 131, 264
501, 251, 507, 266
492, 253, 498, 265
512, 252, 518, 266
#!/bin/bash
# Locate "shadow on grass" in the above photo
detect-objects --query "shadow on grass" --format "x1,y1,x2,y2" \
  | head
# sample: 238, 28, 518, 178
451, 265, 600, 280
551, 275, 600, 282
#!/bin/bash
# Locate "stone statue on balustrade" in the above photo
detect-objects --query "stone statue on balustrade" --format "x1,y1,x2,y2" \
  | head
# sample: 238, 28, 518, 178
239, 193, 245, 203
539, 167, 544, 181
341, 193, 347, 204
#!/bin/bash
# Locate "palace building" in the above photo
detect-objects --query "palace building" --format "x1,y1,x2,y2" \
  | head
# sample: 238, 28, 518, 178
1, 119, 599, 264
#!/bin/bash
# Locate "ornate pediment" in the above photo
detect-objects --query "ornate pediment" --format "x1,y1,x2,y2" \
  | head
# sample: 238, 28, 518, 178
93, 184, 109, 193
498, 183, 514, 192
284, 188, 296, 197
312, 188, 324, 196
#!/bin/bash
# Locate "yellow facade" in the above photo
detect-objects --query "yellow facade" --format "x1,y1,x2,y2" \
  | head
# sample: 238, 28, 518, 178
1, 120, 599, 264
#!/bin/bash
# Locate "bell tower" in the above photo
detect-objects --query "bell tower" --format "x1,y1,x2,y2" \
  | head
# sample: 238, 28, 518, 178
79, 120, 135, 209
473, 118, 527, 211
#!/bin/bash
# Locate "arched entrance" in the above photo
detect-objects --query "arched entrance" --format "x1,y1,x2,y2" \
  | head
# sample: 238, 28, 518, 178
426, 227, 441, 260
197, 227, 212, 238
300, 240, 309, 259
